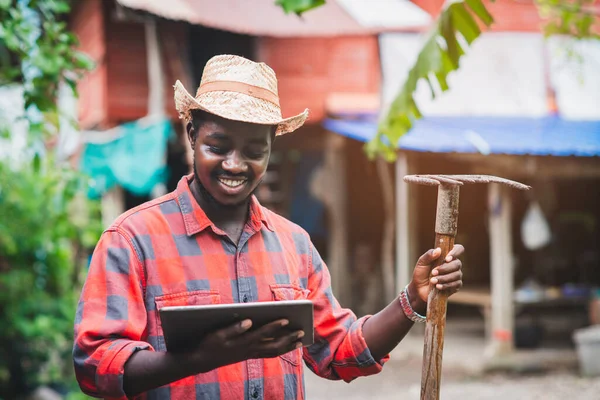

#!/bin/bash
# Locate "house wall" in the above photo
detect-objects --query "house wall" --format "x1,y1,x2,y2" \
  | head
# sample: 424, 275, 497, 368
412, 0, 543, 32
71, 0, 108, 129
105, 14, 149, 124
257, 36, 381, 122
104, 17, 185, 125
71, 0, 186, 128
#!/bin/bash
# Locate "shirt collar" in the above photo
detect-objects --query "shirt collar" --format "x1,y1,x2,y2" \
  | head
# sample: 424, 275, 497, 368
175, 174, 274, 236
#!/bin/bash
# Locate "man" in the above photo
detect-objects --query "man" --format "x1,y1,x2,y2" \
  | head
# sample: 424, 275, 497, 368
73, 54, 464, 400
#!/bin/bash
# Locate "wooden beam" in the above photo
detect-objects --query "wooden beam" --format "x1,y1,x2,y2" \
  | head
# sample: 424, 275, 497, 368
144, 17, 168, 198
314, 132, 349, 305
145, 17, 165, 117
101, 186, 125, 229
377, 157, 395, 303
443, 153, 600, 179
395, 152, 413, 294
485, 183, 515, 357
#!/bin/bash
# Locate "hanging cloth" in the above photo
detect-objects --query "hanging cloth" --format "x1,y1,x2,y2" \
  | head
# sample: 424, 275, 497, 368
80, 117, 174, 199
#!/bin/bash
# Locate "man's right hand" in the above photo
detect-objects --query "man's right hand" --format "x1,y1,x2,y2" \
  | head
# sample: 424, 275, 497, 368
124, 319, 304, 397
195, 319, 304, 371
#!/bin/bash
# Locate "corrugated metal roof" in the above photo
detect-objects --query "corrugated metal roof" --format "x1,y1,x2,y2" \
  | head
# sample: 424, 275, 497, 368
323, 115, 600, 157
115, 0, 429, 37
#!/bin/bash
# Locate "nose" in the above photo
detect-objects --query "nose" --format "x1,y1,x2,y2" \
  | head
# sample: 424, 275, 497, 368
221, 150, 248, 175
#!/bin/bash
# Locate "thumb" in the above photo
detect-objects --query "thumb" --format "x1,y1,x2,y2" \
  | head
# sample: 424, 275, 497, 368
416, 248, 442, 269
413, 248, 442, 285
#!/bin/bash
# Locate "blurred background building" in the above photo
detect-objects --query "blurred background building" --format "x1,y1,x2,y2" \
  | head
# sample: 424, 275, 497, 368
65, 0, 600, 366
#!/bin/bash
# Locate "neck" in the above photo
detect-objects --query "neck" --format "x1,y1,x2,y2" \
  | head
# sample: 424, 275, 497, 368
190, 178, 250, 227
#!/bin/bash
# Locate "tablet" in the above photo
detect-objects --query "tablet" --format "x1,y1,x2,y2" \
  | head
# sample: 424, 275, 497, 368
159, 300, 314, 353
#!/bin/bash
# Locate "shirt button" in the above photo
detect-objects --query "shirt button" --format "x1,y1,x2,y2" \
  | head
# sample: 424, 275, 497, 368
252, 388, 259, 398
243, 294, 249, 303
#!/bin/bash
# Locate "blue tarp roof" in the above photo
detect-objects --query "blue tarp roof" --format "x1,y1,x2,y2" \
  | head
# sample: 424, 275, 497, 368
323, 115, 600, 157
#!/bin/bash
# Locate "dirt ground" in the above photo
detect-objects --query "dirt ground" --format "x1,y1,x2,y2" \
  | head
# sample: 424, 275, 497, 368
304, 318, 600, 399
304, 358, 600, 400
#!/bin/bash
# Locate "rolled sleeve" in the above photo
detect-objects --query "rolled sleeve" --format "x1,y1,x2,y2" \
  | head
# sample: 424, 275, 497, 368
331, 315, 390, 382
95, 340, 154, 399
73, 229, 151, 399
303, 238, 389, 382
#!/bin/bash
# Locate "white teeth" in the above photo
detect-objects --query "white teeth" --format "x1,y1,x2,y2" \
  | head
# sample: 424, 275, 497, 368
219, 178, 246, 188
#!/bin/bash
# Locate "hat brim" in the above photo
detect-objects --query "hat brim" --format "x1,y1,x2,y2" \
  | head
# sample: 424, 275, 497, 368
173, 80, 308, 136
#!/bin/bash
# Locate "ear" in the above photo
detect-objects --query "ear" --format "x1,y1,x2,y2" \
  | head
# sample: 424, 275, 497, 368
186, 122, 195, 149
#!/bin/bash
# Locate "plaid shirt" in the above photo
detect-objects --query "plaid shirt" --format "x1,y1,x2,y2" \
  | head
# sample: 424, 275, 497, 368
73, 174, 388, 400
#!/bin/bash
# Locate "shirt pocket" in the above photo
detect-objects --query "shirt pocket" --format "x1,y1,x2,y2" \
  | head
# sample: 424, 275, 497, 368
269, 284, 310, 366
154, 289, 221, 352
270, 284, 310, 302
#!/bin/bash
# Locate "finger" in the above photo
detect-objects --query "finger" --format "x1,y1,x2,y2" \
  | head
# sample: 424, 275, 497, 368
219, 319, 253, 340
258, 325, 297, 342
432, 259, 462, 276
209, 319, 253, 348
435, 280, 462, 292
244, 319, 289, 342
444, 244, 465, 262
416, 248, 442, 267
430, 270, 462, 286
255, 330, 304, 358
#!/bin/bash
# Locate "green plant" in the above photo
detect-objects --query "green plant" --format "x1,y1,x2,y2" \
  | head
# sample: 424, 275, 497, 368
276, 0, 325, 15
538, 0, 600, 39
275, 0, 600, 159
0, 155, 103, 397
0, 0, 94, 141
0, 0, 100, 397
368, 0, 494, 161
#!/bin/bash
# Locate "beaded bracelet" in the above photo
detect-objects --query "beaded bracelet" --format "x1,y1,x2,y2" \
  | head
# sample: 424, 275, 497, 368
398, 285, 426, 323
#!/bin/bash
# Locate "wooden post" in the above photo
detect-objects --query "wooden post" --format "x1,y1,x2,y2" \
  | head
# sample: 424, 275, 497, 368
101, 186, 124, 229
145, 17, 165, 117
395, 152, 416, 294
377, 157, 395, 303
144, 17, 168, 198
313, 132, 348, 305
486, 183, 515, 356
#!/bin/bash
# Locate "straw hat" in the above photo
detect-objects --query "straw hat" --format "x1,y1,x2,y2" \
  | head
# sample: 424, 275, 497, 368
174, 54, 309, 135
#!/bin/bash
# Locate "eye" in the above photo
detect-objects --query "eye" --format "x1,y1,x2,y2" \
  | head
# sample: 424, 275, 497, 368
245, 149, 267, 159
208, 145, 227, 155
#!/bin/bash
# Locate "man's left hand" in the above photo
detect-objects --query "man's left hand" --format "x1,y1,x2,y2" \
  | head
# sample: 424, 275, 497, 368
408, 245, 464, 309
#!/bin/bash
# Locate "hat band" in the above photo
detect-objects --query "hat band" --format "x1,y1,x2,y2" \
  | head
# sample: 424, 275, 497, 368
196, 81, 280, 107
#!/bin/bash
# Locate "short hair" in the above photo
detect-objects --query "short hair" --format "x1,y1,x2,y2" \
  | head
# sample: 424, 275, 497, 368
190, 109, 212, 137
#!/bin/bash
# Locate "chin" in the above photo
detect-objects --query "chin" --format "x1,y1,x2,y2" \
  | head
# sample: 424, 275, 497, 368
215, 194, 249, 207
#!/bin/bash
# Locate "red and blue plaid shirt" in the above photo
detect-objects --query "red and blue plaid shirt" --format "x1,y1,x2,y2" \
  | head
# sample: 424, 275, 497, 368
73, 174, 388, 400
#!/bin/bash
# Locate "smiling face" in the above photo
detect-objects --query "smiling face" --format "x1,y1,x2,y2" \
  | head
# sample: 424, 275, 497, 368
187, 110, 275, 209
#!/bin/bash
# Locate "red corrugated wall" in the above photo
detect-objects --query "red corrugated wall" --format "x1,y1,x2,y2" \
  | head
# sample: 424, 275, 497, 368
71, 0, 555, 129
105, 18, 149, 123
105, 18, 184, 124
71, 0, 185, 128
258, 36, 381, 122
71, 0, 108, 129
412, 0, 543, 31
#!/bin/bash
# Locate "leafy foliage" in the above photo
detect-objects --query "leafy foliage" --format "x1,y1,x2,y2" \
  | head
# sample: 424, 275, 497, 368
275, 0, 325, 15
0, 0, 101, 397
366, 0, 599, 159
274, 0, 599, 160
537, 0, 600, 39
366, 0, 494, 160
0, 155, 102, 397
0, 0, 94, 141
